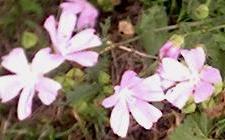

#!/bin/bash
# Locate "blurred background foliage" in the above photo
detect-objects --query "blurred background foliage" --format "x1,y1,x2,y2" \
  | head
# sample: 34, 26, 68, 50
1, 0, 225, 139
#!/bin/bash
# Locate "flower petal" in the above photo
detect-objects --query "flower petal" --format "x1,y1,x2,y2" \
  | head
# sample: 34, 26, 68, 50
159, 41, 180, 59
120, 70, 142, 88
17, 87, 35, 120
68, 28, 102, 53
65, 51, 99, 67
60, 2, 84, 14
31, 48, 64, 74
58, 11, 77, 42
166, 82, 193, 109
36, 77, 61, 105
181, 47, 205, 71
76, 2, 98, 30
44, 15, 57, 46
193, 81, 214, 103
161, 58, 190, 81
0, 75, 24, 102
102, 94, 119, 108
110, 100, 129, 137
1, 48, 29, 74
128, 99, 162, 129
131, 74, 165, 102
200, 66, 222, 84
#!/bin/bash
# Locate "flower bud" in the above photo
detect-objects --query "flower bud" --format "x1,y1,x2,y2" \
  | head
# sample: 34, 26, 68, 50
159, 34, 184, 60
194, 4, 209, 20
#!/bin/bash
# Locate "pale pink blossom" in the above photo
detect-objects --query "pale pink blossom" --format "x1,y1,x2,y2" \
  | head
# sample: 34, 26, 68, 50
160, 47, 222, 109
44, 12, 102, 67
157, 51, 178, 91
102, 70, 164, 137
159, 41, 181, 60
60, 0, 98, 30
157, 35, 184, 90
159, 35, 184, 60
0, 48, 63, 120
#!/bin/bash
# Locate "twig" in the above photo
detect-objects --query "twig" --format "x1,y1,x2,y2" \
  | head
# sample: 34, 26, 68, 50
118, 46, 158, 59
55, 123, 79, 138
100, 16, 225, 54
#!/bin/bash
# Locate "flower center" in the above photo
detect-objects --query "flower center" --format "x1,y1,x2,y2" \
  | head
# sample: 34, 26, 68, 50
118, 88, 136, 104
21, 65, 40, 86
189, 70, 200, 85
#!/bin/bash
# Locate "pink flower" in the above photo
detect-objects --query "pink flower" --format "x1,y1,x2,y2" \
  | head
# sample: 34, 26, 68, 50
157, 35, 184, 90
102, 70, 164, 137
159, 35, 184, 60
160, 47, 222, 109
44, 12, 102, 67
60, 0, 99, 30
159, 41, 181, 60
0, 48, 63, 120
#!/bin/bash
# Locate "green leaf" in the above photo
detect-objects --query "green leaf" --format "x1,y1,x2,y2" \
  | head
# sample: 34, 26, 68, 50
21, 31, 38, 49
19, 0, 43, 17
98, 71, 110, 85
66, 83, 100, 105
169, 113, 212, 140
201, 98, 216, 109
97, 0, 117, 12
137, 6, 169, 55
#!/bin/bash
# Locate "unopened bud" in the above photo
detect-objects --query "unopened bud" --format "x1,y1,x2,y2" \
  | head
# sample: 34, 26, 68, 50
194, 4, 209, 20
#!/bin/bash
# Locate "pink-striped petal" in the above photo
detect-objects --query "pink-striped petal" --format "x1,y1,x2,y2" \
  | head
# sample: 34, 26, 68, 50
1, 48, 29, 75
120, 70, 142, 88
131, 74, 165, 102
102, 94, 119, 108
193, 81, 214, 103
128, 99, 162, 129
161, 58, 190, 81
76, 2, 98, 30
65, 51, 99, 67
44, 15, 57, 45
159, 41, 180, 59
31, 48, 64, 74
166, 82, 193, 109
36, 77, 61, 105
200, 66, 222, 84
68, 28, 102, 53
17, 87, 35, 120
110, 100, 129, 137
181, 47, 205, 71
0, 75, 24, 102
58, 11, 77, 42
60, 2, 84, 14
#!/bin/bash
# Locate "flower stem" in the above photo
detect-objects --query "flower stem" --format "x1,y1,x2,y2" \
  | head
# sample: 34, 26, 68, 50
100, 16, 225, 56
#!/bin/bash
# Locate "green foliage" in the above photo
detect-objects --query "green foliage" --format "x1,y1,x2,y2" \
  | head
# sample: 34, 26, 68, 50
96, 0, 114, 11
182, 103, 196, 114
137, 5, 169, 55
55, 68, 85, 92
169, 113, 213, 140
2, 0, 225, 139
19, 0, 43, 17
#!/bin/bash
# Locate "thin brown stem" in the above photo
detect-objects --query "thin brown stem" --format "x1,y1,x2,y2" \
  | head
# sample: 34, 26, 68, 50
118, 46, 158, 59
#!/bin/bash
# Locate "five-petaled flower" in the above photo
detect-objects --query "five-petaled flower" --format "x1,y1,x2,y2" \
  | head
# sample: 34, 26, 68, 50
157, 35, 184, 90
0, 48, 62, 120
160, 47, 222, 109
60, 0, 98, 30
102, 70, 164, 137
44, 11, 102, 67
